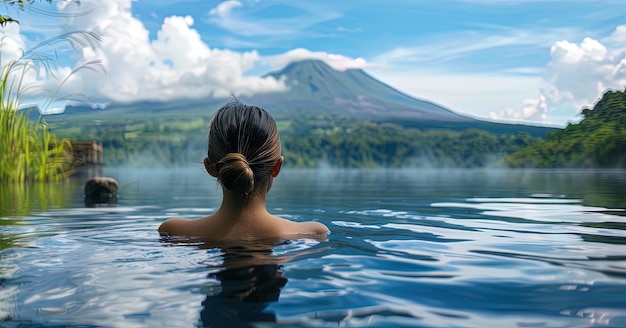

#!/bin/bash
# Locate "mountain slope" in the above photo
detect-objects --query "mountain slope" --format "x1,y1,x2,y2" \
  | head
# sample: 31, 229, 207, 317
258, 60, 473, 122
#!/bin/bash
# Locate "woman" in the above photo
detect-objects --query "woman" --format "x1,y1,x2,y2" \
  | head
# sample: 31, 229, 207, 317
158, 100, 329, 240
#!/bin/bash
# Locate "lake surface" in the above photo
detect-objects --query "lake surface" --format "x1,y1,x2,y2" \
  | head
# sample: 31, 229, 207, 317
1, 168, 625, 327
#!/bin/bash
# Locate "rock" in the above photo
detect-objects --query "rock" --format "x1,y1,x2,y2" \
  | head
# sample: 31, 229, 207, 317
85, 176, 118, 207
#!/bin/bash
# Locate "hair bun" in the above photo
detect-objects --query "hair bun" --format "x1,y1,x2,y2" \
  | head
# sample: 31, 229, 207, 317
217, 153, 254, 194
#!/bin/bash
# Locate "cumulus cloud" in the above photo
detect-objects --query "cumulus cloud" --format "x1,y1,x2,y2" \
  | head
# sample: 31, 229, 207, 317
0, 23, 26, 63
491, 27, 626, 124
608, 25, 626, 44
490, 95, 547, 122
76, 0, 286, 102
0, 22, 67, 112
5, 0, 287, 108
264, 48, 370, 72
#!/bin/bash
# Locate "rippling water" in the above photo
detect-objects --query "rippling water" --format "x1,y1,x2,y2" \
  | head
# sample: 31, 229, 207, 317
1, 168, 625, 327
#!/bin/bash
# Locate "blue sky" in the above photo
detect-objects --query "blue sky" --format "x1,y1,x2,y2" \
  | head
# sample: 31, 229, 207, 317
2, 0, 626, 126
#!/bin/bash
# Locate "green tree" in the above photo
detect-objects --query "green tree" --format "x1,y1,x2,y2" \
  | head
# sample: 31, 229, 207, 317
506, 89, 626, 168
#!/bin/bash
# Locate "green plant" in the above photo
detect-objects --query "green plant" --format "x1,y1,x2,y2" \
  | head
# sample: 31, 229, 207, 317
0, 60, 71, 182
0, 24, 102, 182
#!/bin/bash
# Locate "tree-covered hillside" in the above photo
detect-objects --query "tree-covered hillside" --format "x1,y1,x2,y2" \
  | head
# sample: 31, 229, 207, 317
280, 115, 537, 168
42, 109, 540, 168
506, 89, 626, 168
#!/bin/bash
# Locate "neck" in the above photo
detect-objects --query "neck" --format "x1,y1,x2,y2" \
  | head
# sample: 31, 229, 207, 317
216, 188, 270, 220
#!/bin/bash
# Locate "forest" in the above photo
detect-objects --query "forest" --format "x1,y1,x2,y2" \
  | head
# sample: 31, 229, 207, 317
43, 109, 538, 168
506, 89, 626, 168
279, 115, 538, 168
41, 89, 625, 169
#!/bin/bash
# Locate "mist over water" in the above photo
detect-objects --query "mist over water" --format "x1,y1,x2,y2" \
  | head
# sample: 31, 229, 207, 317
0, 168, 625, 327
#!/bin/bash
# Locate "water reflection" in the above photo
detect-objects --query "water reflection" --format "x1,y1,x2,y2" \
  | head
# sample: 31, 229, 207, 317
0, 182, 80, 252
0, 182, 79, 217
161, 239, 323, 328
201, 265, 286, 326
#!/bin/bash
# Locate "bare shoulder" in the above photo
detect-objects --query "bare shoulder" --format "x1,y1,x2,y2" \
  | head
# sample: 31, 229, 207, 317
294, 220, 330, 235
304, 221, 330, 234
158, 217, 191, 236
271, 216, 328, 237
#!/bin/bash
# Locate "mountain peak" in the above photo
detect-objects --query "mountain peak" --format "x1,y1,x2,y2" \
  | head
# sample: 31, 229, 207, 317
277, 59, 339, 73
266, 59, 361, 100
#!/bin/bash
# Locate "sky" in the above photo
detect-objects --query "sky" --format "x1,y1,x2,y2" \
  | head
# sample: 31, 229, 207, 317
2, 0, 626, 126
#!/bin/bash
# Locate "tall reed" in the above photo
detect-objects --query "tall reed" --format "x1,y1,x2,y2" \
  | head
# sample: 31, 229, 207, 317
0, 60, 73, 182
0, 28, 102, 183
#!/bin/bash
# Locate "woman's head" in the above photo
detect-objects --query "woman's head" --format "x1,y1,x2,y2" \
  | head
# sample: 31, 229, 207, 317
205, 100, 282, 195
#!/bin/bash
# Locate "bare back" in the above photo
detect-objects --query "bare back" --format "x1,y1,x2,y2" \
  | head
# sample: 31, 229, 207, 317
158, 213, 328, 241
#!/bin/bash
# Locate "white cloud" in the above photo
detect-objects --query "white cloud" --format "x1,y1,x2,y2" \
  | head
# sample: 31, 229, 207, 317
608, 25, 626, 44
373, 27, 579, 66
492, 29, 626, 124
0, 22, 69, 111
207, 1, 294, 36
550, 37, 607, 65
209, 1, 243, 18
207, 1, 341, 37
490, 95, 547, 122
265, 48, 369, 71
29, 0, 288, 104
0, 23, 26, 63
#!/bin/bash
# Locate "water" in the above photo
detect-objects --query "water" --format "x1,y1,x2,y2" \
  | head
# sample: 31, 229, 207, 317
1, 168, 625, 327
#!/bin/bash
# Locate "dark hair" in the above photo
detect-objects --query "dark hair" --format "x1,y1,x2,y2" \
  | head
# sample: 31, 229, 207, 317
207, 100, 281, 195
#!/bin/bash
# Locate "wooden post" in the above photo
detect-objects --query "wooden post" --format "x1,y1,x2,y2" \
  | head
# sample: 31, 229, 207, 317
71, 141, 104, 166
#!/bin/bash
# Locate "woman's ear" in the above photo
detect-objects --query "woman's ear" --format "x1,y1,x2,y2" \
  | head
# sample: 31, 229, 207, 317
204, 157, 217, 177
271, 156, 284, 177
